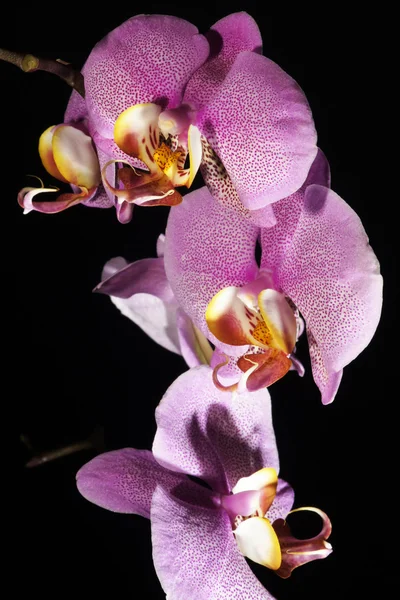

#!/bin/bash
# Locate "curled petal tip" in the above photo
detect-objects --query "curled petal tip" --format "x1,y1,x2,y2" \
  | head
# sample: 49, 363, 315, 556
273, 506, 333, 578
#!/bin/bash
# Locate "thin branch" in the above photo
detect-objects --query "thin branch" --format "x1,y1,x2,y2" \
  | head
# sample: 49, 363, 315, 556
0, 48, 85, 97
25, 440, 93, 468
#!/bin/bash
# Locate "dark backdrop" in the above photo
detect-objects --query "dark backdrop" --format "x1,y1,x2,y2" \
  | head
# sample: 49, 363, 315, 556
4, 6, 393, 599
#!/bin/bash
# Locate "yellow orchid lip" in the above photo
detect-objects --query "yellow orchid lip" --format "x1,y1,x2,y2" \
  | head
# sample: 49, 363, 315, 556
19, 124, 101, 215
112, 103, 202, 205
39, 124, 101, 189
206, 282, 297, 391
234, 516, 282, 570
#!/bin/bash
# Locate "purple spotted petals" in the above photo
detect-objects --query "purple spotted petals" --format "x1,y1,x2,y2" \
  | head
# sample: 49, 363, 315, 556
77, 367, 332, 599
164, 153, 383, 404
19, 12, 317, 222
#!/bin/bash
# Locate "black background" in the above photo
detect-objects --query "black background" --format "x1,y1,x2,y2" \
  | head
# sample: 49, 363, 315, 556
4, 6, 393, 599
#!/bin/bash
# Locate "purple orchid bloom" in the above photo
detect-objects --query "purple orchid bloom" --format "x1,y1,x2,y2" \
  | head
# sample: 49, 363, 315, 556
163, 152, 383, 404
95, 234, 213, 367
77, 366, 332, 599
19, 12, 317, 223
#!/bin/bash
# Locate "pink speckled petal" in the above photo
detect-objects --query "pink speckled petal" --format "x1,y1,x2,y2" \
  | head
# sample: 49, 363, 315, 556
81, 186, 114, 209
151, 486, 275, 600
274, 185, 383, 404
184, 12, 262, 110
164, 185, 259, 354
199, 136, 277, 225
76, 448, 189, 518
83, 15, 209, 138
195, 51, 317, 209
260, 148, 330, 282
64, 89, 88, 124
96, 257, 181, 355
152, 366, 278, 494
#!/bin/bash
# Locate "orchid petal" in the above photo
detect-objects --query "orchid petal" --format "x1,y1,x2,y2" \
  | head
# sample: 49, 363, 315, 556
195, 51, 317, 209
38, 126, 68, 183
232, 467, 278, 516
52, 125, 101, 189
237, 349, 292, 392
221, 489, 268, 520
116, 200, 134, 224
186, 124, 202, 187
18, 184, 92, 214
177, 309, 213, 367
114, 103, 162, 174
164, 185, 259, 353
184, 12, 262, 111
267, 185, 383, 404
96, 257, 181, 355
258, 289, 297, 354
95, 256, 174, 302
152, 366, 279, 494
64, 89, 88, 124
151, 486, 275, 600
206, 286, 264, 347
233, 467, 278, 495
237, 273, 276, 307
234, 517, 282, 570
210, 349, 243, 387
273, 507, 333, 578
83, 15, 209, 138
260, 149, 330, 280
101, 160, 182, 207
199, 136, 277, 225
76, 448, 189, 518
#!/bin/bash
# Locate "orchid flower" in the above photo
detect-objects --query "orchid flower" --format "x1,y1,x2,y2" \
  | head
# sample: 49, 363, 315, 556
77, 366, 332, 599
163, 152, 383, 404
26, 12, 316, 223
95, 234, 213, 367
17, 123, 110, 214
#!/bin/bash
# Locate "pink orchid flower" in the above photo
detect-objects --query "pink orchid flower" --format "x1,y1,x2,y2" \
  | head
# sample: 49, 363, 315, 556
163, 152, 383, 404
22, 12, 316, 223
95, 234, 213, 367
77, 367, 332, 599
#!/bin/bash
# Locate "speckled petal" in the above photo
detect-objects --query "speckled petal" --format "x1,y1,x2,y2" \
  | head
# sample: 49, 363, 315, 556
184, 12, 262, 110
83, 15, 209, 138
64, 89, 88, 124
269, 185, 383, 404
152, 366, 279, 494
260, 148, 330, 282
195, 51, 317, 209
76, 448, 189, 518
151, 486, 275, 600
95, 257, 181, 355
164, 185, 259, 354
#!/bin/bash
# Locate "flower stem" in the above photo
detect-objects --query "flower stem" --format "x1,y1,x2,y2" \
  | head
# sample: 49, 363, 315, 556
0, 48, 85, 97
